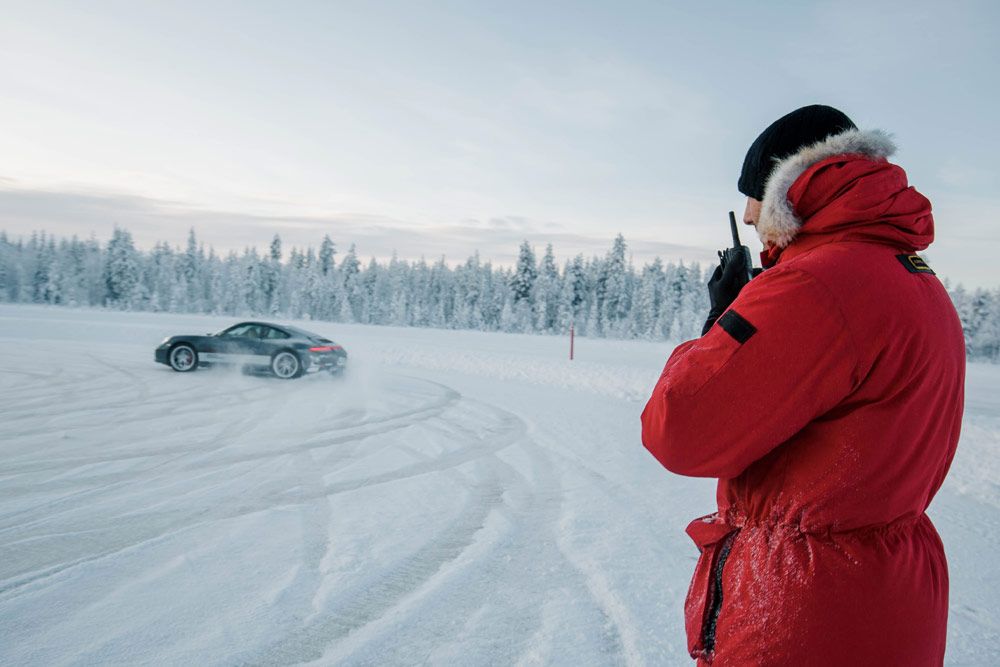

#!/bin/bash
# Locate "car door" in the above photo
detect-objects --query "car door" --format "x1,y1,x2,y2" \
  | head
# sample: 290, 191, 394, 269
213, 323, 257, 362
246, 325, 282, 362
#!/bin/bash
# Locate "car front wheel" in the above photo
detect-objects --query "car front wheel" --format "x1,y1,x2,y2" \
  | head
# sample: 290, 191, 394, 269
169, 344, 198, 372
271, 351, 302, 379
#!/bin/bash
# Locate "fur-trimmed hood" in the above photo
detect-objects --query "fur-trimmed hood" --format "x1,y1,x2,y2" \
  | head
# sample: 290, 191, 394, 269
756, 129, 897, 249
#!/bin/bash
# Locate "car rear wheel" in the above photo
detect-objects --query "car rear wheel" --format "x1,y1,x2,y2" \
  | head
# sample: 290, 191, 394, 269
169, 344, 198, 372
271, 351, 301, 379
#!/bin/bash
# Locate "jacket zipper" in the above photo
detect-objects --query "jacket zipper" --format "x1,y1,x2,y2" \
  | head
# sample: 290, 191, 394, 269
703, 530, 738, 655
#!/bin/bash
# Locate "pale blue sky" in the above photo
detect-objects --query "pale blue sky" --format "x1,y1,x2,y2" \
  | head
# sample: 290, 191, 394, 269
1, 0, 998, 285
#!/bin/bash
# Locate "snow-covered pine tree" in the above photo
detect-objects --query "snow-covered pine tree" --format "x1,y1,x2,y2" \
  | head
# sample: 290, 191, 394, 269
967, 287, 1000, 360
602, 234, 630, 337
28, 232, 47, 303
42, 237, 62, 305
534, 244, 561, 333
319, 235, 336, 277
269, 234, 282, 263
679, 263, 705, 339
510, 241, 537, 304
361, 257, 380, 324
558, 254, 588, 334
386, 252, 408, 326
509, 241, 537, 332
454, 252, 483, 330
179, 228, 200, 310
339, 244, 362, 322
0, 232, 10, 302
103, 227, 141, 308
479, 261, 503, 330
633, 257, 664, 339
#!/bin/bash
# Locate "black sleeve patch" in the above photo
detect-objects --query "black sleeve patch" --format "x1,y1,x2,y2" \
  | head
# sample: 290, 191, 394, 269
717, 310, 756, 344
896, 254, 935, 275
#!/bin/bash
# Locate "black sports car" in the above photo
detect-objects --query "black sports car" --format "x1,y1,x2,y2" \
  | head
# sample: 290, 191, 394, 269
155, 321, 348, 379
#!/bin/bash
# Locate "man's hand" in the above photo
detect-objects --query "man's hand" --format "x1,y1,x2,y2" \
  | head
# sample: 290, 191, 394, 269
701, 252, 751, 335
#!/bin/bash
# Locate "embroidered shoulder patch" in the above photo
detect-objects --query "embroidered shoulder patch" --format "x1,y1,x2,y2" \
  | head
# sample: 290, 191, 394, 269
896, 254, 935, 275
717, 310, 756, 344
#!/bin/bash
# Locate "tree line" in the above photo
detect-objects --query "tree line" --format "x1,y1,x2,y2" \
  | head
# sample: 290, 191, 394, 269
0, 227, 997, 361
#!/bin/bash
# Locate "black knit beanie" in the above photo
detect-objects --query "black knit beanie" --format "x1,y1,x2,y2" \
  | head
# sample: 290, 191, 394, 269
738, 104, 857, 200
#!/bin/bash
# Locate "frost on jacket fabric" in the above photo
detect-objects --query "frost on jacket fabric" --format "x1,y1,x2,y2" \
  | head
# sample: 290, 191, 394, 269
641, 129, 965, 666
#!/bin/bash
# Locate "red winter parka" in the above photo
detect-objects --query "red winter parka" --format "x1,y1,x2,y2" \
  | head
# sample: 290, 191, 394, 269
641, 129, 965, 666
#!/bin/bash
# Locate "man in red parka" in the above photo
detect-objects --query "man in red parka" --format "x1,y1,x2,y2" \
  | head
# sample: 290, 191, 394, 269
641, 105, 965, 665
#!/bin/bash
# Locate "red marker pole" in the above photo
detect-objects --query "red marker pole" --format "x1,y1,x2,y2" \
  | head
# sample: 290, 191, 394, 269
569, 321, 575, 361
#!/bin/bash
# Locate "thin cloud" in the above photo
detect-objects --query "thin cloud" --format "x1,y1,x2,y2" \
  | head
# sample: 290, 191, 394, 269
0, 184, 716, 267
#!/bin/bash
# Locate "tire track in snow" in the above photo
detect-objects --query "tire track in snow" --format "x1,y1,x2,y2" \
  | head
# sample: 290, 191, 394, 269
543, 448, 646, 667
251, 462, 507, 665
252, 390, 618, 667
0, 375, 456, 477
0, 365, 75, 407
0, 384, 294, 530
0, 378, 508, 607
0, 377, 454, 537
0, 374, 275, 440
270, 445, 336, 634
0, 452, 292, 597
328, 425, 563, 666
299, 402, 524, 500
237, 385, 525, 664
89, 353, 153, 405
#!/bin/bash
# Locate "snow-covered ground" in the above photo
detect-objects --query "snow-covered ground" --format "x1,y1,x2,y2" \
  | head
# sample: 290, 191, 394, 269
1, 304, 997, 666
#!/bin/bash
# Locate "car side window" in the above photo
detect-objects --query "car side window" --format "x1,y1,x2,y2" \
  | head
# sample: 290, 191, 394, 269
222, 324, 253, 337
264, 327, 290, 340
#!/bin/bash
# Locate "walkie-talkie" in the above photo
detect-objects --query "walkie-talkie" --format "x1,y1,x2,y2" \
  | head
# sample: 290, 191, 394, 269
717, 211, 755, 283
